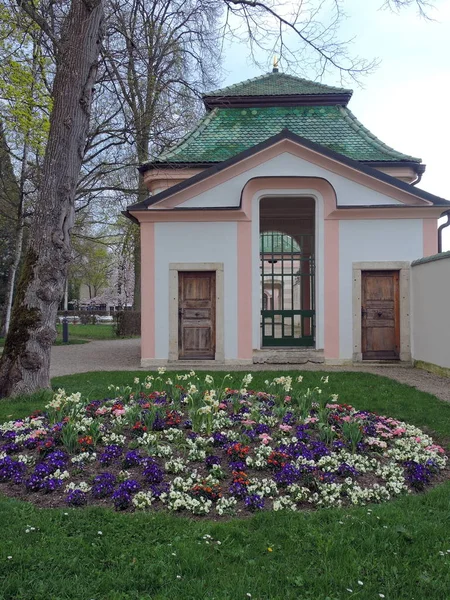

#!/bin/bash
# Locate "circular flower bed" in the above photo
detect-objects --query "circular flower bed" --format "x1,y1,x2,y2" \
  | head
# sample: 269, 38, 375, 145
0, 371, 448, 517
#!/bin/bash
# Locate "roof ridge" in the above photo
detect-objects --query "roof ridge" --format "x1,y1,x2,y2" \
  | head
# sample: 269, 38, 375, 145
340, 107, 421, 162
204, 71, 352, 97
271, 72, 352, 94
156, 109, 219, 161
204, 73, 271, 97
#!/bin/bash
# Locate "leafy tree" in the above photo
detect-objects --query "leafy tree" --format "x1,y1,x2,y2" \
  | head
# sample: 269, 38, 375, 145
0, 0, 104, 396
0, 0, 435, 397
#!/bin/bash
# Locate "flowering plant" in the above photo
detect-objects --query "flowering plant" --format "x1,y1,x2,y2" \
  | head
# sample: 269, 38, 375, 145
0, 372, 447, 516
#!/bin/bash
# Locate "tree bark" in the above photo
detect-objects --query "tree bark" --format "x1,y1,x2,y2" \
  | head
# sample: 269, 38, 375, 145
0, 0, 104, 397
0, 119, 22, 337
2, 222, 24, 337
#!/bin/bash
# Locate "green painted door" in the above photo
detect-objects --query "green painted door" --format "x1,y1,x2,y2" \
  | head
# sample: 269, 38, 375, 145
260, 232, 315, 347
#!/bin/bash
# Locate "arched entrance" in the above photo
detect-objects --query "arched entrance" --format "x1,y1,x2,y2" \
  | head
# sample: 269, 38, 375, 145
260, 197, 315, 347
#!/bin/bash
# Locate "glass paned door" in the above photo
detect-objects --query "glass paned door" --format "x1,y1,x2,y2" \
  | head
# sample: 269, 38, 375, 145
260, 232, 315, 347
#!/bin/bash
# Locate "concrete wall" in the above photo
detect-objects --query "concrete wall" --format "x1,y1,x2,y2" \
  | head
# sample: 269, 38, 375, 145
411, 252, 450, 371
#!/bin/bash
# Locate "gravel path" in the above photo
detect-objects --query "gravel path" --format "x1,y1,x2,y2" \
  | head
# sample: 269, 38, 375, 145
50, 339, 450, 403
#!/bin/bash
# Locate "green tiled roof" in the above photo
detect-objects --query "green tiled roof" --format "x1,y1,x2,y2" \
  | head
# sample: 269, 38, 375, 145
153, 105, 420, 164
204, 72, 352, 97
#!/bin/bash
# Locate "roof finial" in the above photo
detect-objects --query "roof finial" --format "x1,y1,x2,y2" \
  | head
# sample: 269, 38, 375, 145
273, 56, 279, 73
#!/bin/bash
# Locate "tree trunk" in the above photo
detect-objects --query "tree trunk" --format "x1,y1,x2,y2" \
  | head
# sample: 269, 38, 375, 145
1, 223, 24, 337
0, 0, 104, 398
0, 119, 22, 338
1, 128, 31, 338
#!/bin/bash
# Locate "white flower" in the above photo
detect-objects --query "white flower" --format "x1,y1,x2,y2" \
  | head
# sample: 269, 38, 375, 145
98, 531, 102, 535
134, 378, 140, 384
157, 367, 167, 375
358, 581, 363, 586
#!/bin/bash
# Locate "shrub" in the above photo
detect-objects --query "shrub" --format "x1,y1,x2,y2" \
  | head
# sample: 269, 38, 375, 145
115, 311, 140, 337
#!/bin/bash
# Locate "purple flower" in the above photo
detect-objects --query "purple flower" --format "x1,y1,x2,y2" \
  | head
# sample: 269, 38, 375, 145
149, 482, 170, 498
123, 450, 141, 468
205, 455, 221, 469
151, 415, 166, 431
318, 471, 337, 484
120, 479, 140, 494
336, 463, 359, 478
295, 425, 311, 441
244, 494, 265, 511
98, 445, 123, 466
228, 482, 248, 499
66, 490, 87, 506
212, 432, 228, 447
274, 464, 302, 487
25, 474, 43, 492
142, 459, 164, 484
228, 460, 247, 471
40, 478, 63, 493
92, 473, 116, 498
1, 442, 21, 455
404, 460, 438, 491
282, 412, 296, 425
0, 457, 26, 483
309, 441, 330, 460
112, 486, 132, 511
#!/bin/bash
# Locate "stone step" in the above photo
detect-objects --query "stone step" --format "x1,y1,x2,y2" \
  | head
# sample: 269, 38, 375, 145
252, 348, 325, 364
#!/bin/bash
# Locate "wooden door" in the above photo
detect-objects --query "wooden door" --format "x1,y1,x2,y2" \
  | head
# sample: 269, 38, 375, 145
361, 271, 400, 360
178, 272, 216, 360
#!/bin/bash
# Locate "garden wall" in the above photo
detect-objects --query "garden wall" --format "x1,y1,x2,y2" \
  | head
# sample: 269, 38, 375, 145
411, 252, 450, 375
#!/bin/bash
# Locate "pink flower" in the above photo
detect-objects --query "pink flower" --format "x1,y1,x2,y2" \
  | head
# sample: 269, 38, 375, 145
392, 428, 406, 436
279, 424, 292, 432
259, 433, 272, 445
284, 396, 291, 403
304, 417, 318, 424
113, 409, 126, 416
95, 408, 108, 415
426, 444, 445, 454
415, 437, 422, 443
219, 403, 227, 410
242, 419, 256, 426
341, 416, 352, 422
29, 429, 46, 438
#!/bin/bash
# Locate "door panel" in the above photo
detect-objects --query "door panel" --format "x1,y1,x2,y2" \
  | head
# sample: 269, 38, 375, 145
362, 271, 400, 360
178, 272, 215, 360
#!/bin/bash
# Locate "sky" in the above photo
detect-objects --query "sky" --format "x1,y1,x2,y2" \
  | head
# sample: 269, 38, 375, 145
219, 0, 450, 249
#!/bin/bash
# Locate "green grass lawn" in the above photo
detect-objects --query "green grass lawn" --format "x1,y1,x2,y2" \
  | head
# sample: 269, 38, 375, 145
1, 325, 127, 350
55, 323, 119, 341
0, 371, 449, 600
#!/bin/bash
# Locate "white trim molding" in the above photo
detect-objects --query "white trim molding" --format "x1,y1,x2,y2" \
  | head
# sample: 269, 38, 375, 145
352, 261, 411, 363
168, 263, 225, 362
